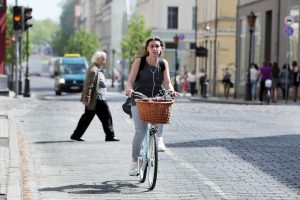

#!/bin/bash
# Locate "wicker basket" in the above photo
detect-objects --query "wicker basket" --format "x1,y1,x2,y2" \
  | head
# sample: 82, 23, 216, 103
135, 99, 174, 124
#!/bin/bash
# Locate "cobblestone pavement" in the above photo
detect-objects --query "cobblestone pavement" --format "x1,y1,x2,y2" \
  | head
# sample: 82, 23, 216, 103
1, 91, 300, 199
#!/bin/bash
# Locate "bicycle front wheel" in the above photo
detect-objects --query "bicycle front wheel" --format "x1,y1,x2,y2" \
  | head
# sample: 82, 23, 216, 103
147, 134, 158, 190
138, 144, 147, 183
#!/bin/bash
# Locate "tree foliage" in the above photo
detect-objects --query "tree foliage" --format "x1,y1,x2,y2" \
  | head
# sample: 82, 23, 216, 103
64, 29, 100, 61
121, 13, 152, 65
5, 6, 14, 64
52, 0, 76, 56
30, 19, 59, 45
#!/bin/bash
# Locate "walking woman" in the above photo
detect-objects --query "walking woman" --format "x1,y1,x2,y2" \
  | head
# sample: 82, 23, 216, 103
291, 61, 300, 102
271, 62, 280, 103
125, 37, 178, 176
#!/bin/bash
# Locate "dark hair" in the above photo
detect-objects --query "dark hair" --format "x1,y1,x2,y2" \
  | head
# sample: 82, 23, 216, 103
292, 60, 298, 67
141, 37, 164, 57
272, 62, 280, 77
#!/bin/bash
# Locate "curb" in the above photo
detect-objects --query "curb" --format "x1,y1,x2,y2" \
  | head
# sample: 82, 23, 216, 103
7, 115, 22, 200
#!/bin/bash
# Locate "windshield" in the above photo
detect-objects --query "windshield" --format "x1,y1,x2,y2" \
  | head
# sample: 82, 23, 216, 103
61, 63, 86, 74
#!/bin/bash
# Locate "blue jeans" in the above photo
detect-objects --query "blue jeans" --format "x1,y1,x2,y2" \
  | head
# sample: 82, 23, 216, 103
250, 80, 257, 100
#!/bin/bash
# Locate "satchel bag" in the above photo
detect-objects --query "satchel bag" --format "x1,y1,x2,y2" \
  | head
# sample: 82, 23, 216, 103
122, 97, 134, 118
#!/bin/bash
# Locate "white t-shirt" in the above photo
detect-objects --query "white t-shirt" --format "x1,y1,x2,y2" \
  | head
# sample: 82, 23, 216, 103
250, 68, 258, 81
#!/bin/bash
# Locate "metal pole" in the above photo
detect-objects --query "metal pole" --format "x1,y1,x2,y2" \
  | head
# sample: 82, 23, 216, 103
23, 29, 30, 97
18, 33, 22, 94
14, 33, 19, 97
285, 0, 291, 103
194, 0, 198, 72
245, 27, 253, 101
111, 49, 115, 88
174, 47, 178, 91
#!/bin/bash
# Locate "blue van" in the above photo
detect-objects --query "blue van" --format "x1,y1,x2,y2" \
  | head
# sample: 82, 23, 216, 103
54, 54, 88, 95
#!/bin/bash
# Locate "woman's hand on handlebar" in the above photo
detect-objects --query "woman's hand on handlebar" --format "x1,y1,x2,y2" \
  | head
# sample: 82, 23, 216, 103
126, 89, 133, 97
168, 90, 179, 98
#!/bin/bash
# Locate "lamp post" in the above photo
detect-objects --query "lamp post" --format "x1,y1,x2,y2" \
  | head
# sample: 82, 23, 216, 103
245, 11, 257, 101
111, 49, 115, 88
173, 34, 179, 91
204, 24, 210, 72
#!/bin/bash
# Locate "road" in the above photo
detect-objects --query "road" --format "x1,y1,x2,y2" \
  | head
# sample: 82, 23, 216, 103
2, 54, 300, 199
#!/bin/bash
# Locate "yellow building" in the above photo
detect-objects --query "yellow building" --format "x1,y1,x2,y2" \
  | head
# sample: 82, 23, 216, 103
196, 0, 237, 97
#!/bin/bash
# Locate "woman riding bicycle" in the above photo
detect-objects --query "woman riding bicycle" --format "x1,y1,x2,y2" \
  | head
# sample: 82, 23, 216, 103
125, 37, 178, 176
258, 61, 272, 103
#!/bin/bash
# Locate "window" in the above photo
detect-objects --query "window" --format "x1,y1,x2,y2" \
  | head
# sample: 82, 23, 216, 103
168, 7, 178, 29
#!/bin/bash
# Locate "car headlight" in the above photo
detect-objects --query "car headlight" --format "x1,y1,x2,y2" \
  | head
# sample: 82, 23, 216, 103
59, 78, 65, 84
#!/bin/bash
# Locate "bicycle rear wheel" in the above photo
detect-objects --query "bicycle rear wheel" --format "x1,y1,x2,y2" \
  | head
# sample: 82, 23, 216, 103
147, 134, 158, 190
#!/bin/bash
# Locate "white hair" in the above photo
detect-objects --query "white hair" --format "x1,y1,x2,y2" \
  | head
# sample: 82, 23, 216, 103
91, 51, 106, 63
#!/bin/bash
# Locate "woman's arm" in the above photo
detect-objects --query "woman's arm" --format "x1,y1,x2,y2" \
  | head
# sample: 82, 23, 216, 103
162, 59, 174, 91
126, 57, 141, 96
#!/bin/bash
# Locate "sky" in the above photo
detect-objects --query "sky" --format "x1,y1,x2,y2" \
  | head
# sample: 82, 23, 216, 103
7, 0, 63, 22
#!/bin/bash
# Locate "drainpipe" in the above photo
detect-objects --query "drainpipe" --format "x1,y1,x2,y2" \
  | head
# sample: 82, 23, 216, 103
276, 0, 280, 64
213, 0, 218, 96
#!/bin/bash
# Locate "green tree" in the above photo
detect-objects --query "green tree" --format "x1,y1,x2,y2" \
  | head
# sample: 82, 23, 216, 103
64, 29, 100, 61
5, 6, 13, 64
52, 0, 76, 56
121, 13, 152, 65
30, 19, 59, 45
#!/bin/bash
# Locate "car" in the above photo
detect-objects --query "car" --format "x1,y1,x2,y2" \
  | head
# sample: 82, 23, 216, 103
54, 54, 88, 95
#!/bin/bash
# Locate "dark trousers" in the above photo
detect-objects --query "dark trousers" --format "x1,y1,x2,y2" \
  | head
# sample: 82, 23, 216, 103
259, 80, 266, 102
72, 100, 115, 139
190, 82, 196, 96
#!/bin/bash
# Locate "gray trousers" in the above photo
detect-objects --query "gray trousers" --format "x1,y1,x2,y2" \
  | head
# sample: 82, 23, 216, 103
131, 106, 163, 158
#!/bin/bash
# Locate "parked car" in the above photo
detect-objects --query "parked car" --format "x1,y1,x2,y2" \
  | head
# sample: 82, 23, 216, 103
54, 54, 88, 95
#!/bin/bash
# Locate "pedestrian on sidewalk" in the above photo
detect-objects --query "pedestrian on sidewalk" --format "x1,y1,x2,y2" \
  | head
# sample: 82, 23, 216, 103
71, 51, 120, 142
271, 62, 280, 103
198, 68, 207, 98
181, 67, 189, 96
222, 67, 232, 99
279, 63, 292, 101
258, 61, 272, 103
125, 37, 178, 176
291, 61, 300, 102
188, 70, 197, 96
249, 63, 259, 101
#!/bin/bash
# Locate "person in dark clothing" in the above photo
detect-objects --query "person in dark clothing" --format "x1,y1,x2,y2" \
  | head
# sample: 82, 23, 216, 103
71, 51, 119, 142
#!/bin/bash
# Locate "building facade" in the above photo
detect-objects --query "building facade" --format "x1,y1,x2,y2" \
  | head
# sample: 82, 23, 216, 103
136, 0, 196, 81
236, 0, 299, 98
77, 0, 133, 79
196, 0, 237, 97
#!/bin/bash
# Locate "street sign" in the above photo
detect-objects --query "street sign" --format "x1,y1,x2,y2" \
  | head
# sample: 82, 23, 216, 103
284, 16, 294, 25
178, 34, 185, 41
284, 25, 294, 37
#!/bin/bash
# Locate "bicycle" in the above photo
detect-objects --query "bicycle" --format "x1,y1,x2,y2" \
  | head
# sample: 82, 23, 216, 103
131, 90, 175, 190
263, 79, 272, 105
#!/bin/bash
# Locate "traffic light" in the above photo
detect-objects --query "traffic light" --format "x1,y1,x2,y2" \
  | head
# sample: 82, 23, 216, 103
13, 6, 22, 31
22, 7, 33, 31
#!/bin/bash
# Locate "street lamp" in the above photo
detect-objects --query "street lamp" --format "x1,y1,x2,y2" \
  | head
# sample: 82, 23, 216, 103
111, 49, 115, 88
245, 11, 257, 101
173, 34, 179, 91
204, 24, 210, 72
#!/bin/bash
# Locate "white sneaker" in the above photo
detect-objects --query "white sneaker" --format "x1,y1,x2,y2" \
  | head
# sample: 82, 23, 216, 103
129, 162, 139, 176
157, 137, 166, 152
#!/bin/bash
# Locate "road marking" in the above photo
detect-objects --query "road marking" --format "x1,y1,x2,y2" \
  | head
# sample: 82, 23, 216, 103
165, 149, 232, 199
